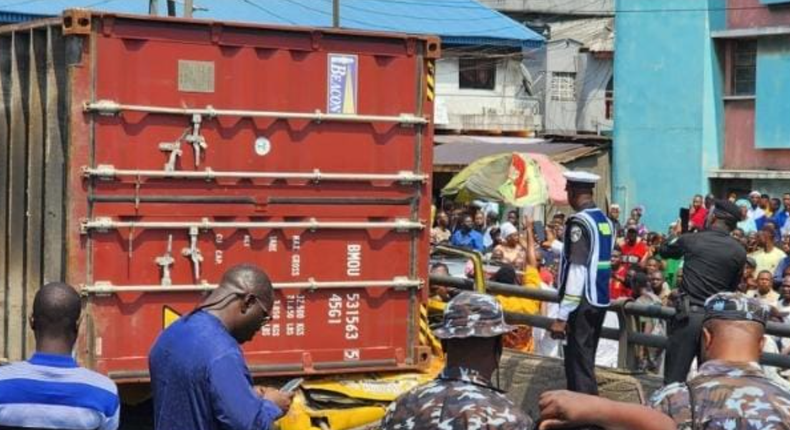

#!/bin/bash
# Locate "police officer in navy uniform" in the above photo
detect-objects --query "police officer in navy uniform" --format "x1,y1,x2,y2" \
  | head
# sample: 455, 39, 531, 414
548, 171, 614, 395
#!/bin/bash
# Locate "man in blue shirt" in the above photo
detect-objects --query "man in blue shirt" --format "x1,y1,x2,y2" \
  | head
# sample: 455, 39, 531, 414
149, 264, 292, 430
451, 214, 485, 252
0, 282, 120, 430
772, 193, 790, 237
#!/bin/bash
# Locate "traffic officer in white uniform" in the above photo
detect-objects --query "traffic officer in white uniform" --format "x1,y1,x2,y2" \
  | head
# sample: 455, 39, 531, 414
548, 171, 615, 395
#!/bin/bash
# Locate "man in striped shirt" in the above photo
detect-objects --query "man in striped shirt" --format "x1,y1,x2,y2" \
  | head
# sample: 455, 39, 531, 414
0, 282, 120, 430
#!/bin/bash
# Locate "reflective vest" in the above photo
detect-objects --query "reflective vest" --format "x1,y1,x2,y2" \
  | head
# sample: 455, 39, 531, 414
558, 208, 614, 307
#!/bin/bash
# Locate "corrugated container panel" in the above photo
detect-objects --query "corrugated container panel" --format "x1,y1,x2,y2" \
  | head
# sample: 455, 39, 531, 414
0, 20, 68, 360
1, 11, 439, 380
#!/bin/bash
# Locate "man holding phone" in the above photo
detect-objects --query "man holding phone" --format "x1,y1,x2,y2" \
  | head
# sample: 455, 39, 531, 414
659, 200, 746, 384
149, 264, 293, 430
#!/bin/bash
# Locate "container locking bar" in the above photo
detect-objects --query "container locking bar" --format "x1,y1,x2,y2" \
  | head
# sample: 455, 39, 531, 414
181, 226, 204, 281
80, 217, 425, 234
155, 235, 175, 286
84, 100, 428, 126
82, 277, 423, 295
83, 165, 428, 184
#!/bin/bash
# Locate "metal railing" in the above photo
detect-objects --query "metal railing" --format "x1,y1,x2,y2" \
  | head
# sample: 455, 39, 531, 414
429, 275, 790, 370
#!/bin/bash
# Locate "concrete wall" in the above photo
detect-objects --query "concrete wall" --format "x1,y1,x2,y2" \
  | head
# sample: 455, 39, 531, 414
434, 53, 540, 132
478, 0, 614, 15
524, 40, 612, 135
543, 40, 581, 133
729, 0, 790, 28
613, 0, 726, 228
721, 3, 790, 168
577, 52, 614, 133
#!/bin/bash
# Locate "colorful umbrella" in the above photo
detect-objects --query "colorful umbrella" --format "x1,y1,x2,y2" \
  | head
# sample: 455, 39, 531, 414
441, 152, 567, 206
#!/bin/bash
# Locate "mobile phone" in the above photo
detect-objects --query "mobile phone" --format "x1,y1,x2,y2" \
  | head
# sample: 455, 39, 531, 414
533, 220, 547, 243
679, 208, 690, 234
281, 377, 304, 394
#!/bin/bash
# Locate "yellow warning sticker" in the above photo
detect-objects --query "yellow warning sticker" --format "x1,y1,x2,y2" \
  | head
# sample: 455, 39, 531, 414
598, 223, 612, 236
163, 306, 182, 329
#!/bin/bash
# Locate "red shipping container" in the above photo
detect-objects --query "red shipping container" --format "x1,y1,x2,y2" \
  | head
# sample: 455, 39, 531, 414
0, 10, 439, 382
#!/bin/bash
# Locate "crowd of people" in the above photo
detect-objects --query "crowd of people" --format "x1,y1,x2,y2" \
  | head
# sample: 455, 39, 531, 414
2, 183, 790, 430
430, 190, 790, 376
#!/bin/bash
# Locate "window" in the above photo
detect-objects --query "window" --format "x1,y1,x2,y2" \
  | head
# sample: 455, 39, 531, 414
732, 40, 756, 96
551, 72, 576, 101
459, 58, 496, 90
605, 76, 614, 120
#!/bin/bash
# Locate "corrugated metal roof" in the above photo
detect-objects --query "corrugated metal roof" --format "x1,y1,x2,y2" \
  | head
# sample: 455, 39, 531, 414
0, 0, 543, 47
0, 9, 48, 23
433, 135, 601, 169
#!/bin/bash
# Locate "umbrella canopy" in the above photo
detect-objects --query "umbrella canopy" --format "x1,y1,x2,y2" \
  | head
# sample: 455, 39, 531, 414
441, 152, 567, 206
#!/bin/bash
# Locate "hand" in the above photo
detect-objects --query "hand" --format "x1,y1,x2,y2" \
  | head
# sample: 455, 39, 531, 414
548, 319, 567, 340
256, 386, 294, 413
431, 285, 454, 301
522, 214, 534, 231
539, 390, 603, 429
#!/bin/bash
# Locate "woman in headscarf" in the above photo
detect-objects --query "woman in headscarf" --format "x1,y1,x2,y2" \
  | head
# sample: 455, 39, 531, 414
492, 222, 527, 270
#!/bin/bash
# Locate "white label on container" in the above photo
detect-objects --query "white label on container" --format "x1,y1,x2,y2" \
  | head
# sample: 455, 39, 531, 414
291, 235, 301, 277
254, 137, 271, 156
267, 235, 277, 252
291, 255, 301, 277
95, 337, 102, 357
327, 293, 361, 341
346, 244, 361, 277
344, 349, 360, 361
292, 236, 301, 252
345, 293, 360, 340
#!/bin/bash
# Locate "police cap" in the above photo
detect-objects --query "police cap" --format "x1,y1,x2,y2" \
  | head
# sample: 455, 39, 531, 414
704, 292, 770, 327
563, 171, 599, 190
433, 292, 515, 339
712, 199, 742, 222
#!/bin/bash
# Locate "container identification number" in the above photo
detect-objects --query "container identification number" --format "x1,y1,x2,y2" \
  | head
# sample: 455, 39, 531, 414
328, 293, 361, 340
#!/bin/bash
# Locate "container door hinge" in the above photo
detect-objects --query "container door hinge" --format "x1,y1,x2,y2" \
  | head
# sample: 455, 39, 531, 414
186, 114, 208, 167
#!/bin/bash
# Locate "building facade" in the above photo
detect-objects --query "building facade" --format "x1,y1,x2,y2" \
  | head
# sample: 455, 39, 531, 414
614, 0, 790, 228
480, 0, 615, 135
433, 47, 542, 133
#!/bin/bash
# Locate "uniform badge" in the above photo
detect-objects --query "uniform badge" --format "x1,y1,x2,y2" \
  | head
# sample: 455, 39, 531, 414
570, 226, 582, 243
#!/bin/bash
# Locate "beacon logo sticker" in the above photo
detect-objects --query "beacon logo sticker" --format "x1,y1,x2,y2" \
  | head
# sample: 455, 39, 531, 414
327, 54, 358, 115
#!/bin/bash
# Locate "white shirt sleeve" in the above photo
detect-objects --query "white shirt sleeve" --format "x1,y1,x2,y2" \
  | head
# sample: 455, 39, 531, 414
551, 240, 564, 255
558, 263, 587, 321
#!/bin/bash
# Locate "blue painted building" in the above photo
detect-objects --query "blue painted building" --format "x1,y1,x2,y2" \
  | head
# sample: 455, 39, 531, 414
615, 0, 790, 229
